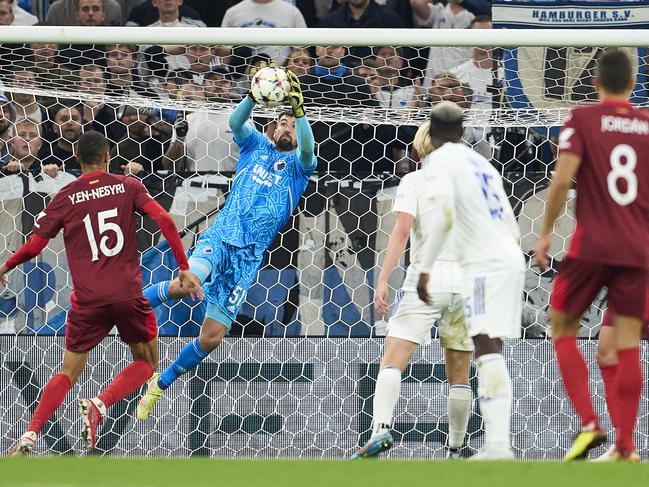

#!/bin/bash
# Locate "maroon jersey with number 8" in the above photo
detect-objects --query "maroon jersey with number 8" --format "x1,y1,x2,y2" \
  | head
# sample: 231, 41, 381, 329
559, 99, 649, 268
32, 171, 154, 307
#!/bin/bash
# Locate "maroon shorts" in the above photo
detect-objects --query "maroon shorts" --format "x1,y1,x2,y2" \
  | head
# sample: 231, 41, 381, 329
65, 296, 157, 353
550, 257, 648, 320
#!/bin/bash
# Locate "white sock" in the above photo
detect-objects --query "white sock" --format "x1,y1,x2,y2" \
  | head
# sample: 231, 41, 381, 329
476, 353, 512, 451
372, 366, 401, 436
448, 384, 472, 449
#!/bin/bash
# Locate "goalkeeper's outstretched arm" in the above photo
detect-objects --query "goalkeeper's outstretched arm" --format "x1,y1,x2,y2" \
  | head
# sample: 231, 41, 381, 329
295, 116, 316, 170
229, 97, 256, 145
285, 69, 316, 170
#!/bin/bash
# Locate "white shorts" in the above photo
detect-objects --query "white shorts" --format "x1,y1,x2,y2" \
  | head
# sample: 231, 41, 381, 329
463, 269, 524, 339
386, 291, 474, 351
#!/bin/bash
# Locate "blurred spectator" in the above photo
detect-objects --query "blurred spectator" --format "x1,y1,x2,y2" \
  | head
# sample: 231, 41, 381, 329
8, 67, 49, 127
182, 44, 232, 84
77, 64, 124, 143
58, 0, 107, 69
203, 66, 238, 104
374, 66, 422, 108
0, 94, 16, 164
163, 66, 239, 173
105, 44, 147, 96
449, 16, 494, 110
29, 42, 69, 109
31, 42, 62, 81
284, 47, 313, 78
2, 119, 58, 178
143, 44, 230, 96
322, 0, 405, 66
354, 61, 380, 96
126, 0, 203, 26
109, 105, 171, 176
427, 71, 490, 158
8, 0, 38, 25
301, 46, 375, 107
427, 72, 469, 107
221, 0, 307, 66
133, 0, 204, 26
162, 68, 192, 100
176, 81, 205, 103
136, 0, 206, 93
0, 0, 14, 25
411, 0, 473, 28
412, 0, 474, 88
46, 0, 122, 25
41, 105, 83, 174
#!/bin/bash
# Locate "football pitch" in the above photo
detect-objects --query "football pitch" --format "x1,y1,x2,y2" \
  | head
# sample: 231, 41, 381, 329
0, 458, 647, 487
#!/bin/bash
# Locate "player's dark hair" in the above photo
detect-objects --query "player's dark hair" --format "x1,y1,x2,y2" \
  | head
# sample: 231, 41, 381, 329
77, 130, 108, 166
429, 101, 464, 146
277, 111, 295, 123
598, 49, 633, 94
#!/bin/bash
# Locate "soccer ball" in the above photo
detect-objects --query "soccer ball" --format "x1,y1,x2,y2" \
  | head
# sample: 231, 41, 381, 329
250, 67, 290, 108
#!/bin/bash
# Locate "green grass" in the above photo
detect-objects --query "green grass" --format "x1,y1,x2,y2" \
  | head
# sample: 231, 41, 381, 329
1, 458, 649, 487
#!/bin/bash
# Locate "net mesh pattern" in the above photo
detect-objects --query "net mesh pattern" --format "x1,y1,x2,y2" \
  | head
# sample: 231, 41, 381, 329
0, 40, 639, 458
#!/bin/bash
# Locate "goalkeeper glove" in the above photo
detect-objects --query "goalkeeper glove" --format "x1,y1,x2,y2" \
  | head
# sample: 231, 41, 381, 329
285, 69, 305, 118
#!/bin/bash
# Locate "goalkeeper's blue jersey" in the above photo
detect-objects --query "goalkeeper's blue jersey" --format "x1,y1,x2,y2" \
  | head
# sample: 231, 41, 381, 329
205, 129, 315, 252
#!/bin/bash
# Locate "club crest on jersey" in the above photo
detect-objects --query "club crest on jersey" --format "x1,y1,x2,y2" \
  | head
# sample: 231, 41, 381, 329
274, 160, 287, 172
202, 247, 213, 254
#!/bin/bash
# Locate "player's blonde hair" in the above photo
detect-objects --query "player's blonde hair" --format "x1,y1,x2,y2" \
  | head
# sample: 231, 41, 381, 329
413, 121, 433, 159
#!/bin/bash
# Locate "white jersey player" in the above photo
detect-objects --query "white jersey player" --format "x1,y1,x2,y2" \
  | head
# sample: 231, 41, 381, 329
417, 102, 525, 461
352, 122, 474, 460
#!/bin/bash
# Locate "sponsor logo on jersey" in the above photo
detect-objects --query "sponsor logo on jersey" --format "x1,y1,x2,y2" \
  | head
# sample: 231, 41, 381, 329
252, 163, 282, 187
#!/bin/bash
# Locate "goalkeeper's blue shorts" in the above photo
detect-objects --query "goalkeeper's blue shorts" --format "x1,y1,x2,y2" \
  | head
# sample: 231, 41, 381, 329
189, 237, 264, 328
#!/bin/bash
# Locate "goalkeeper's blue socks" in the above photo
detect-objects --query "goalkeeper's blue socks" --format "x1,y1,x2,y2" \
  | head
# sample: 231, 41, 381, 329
158, 338, 209, 390
143, 281, 171, 309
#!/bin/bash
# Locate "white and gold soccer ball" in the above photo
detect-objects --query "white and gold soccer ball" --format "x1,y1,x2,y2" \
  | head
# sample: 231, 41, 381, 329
250, 66, 290, 108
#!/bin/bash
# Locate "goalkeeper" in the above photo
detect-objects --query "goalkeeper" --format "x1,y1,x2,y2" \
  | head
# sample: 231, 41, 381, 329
137, 66, 316, 420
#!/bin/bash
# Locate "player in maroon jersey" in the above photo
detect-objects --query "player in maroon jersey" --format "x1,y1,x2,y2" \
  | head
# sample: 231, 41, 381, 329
534, 49, 649, 462
2, 131, 202, 456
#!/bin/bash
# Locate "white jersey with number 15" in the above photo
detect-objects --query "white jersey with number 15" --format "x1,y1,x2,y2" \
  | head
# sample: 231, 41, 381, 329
422, 142, 524, 275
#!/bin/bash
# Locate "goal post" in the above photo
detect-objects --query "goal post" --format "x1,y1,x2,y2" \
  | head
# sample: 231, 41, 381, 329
0, 26, 647, 47
0, 27, 646, 459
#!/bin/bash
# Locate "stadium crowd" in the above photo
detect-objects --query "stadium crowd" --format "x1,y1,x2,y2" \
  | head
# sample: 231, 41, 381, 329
0, 0, 604, 336
0, 0, 515, 183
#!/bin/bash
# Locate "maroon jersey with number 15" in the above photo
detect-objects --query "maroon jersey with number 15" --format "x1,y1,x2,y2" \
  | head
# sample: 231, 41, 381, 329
32, 171, 154, 307
559, 99, 649, 268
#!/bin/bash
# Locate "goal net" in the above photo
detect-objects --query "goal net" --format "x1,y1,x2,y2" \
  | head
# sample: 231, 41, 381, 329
0, 27, 646, 459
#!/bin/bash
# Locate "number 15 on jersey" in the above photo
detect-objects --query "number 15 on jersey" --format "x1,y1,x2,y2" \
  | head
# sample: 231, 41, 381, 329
83, 208, 125, 262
